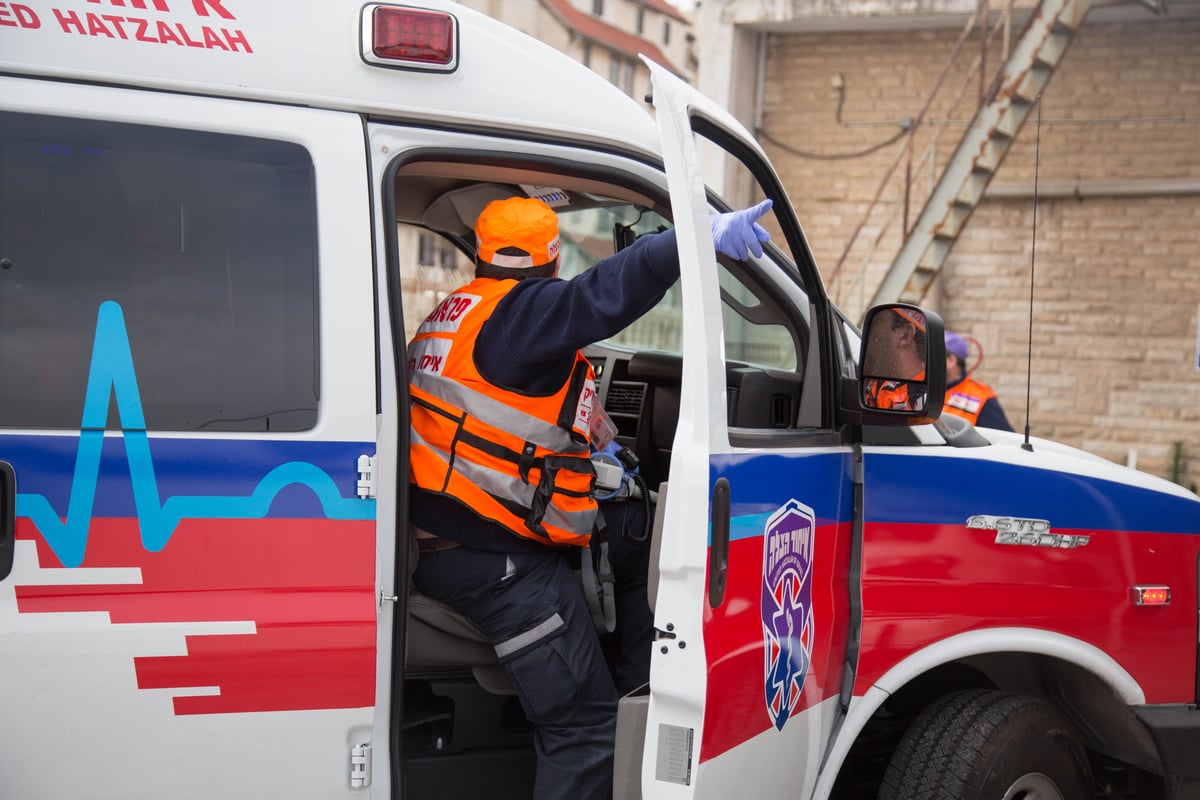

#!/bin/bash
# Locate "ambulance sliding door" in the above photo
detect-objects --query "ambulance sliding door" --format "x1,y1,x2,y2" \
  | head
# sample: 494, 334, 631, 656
645, 61, 856, 799
0, 77, 382, 800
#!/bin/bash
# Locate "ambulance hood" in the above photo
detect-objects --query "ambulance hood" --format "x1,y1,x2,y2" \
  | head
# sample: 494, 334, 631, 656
974, 425, 1200, 504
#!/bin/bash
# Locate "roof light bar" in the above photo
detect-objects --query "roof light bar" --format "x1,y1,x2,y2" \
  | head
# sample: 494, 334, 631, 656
362, 4, 458, 73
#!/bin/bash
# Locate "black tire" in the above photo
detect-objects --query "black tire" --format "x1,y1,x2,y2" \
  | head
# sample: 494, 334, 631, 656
878, 689, 1093, 800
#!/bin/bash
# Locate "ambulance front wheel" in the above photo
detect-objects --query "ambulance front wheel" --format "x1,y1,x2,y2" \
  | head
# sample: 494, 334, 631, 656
877, 689, 1092, 800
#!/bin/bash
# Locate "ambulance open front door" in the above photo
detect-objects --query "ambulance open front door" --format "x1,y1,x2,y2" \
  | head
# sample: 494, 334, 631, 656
644, 61, 857, 799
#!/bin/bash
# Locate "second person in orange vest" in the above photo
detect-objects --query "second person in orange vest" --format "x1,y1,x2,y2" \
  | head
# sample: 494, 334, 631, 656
407, 194, 774, 800
943, 330, 1013, 431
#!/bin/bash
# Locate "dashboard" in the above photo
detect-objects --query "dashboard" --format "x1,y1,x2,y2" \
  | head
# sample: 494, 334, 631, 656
585, 343, 805, 489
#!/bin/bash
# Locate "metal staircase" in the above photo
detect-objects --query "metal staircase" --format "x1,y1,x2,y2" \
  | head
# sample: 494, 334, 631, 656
868, 0, 1101, 308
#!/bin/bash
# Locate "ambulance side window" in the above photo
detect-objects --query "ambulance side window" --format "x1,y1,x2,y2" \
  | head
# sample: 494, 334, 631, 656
0, 111, 318, 432
693, 119, 827, 430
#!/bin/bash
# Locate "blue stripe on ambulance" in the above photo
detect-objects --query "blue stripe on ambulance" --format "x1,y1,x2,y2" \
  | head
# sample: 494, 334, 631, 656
3, 434, 374, 568
863, 452, 1200, 534
709, 452, 855, 544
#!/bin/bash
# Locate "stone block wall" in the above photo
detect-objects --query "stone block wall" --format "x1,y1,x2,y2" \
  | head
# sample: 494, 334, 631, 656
762, 14, 1200, 490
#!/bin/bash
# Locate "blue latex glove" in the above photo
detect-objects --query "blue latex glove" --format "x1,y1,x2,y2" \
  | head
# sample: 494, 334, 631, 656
710, 198, 773, 260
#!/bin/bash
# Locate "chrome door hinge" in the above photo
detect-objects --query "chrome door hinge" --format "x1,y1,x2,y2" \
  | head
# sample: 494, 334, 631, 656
349, 742, 372, 788
356, 454, 376, 499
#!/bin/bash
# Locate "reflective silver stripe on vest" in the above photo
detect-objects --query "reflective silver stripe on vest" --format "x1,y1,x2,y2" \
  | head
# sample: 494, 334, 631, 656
494, 612, 565, 660
410, 425, 598, 536
452, 452, 598, 535
412, 369, 586, 454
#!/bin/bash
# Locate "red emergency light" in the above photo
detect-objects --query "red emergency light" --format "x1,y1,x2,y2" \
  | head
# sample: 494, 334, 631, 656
1130, 585, 1170, 606
362, 5, 458, 73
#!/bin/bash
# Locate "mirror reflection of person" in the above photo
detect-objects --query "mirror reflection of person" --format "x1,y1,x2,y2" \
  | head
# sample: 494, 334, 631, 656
943, 330, 1013, 431
863, 308, 927, 411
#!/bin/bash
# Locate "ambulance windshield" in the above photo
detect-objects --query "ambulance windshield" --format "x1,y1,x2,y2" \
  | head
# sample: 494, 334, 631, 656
556, 202, 798, 372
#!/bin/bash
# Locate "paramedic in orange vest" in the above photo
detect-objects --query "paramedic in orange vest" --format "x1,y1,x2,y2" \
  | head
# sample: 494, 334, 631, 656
943, 330, 1013, 430
407, 195, 773, 800
862, 307, 928, 411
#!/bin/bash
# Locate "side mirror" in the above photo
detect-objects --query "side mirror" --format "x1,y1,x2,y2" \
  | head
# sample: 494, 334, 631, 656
852, 304, 945, 424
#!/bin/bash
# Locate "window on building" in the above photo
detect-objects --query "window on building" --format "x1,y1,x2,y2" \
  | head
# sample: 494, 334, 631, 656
601, 55, 635, 97
0, 111, 319, 432
635, 8, 644, 34
582, 41, 592, 67
418, 232, 459, 270
417, 231, 434, 266
663, 21, 670, 46
592, 0, 603, 16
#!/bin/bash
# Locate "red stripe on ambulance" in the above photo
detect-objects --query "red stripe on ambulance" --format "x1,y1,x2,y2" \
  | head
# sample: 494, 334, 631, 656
14, 516, 376, 715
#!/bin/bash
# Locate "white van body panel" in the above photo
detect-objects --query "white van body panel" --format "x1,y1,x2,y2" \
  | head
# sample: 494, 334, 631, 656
2, 2, 1198, 799
0, 74, 379, 797
0, 0, 661, 162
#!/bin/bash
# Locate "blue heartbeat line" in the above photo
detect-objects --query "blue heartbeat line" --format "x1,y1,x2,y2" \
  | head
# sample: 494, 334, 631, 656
16, 301, 375, 568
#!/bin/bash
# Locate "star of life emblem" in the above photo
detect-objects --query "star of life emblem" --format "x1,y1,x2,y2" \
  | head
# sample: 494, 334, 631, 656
761, 499, 815, 731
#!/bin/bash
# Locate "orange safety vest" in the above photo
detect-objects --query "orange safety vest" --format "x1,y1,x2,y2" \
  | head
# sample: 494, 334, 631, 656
863, 370, 926, 411
943, 375, 997, 426
407, 277, 599, 547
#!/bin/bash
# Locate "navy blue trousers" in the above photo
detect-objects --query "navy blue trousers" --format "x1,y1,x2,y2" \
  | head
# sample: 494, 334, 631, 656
413, 544, 618, 800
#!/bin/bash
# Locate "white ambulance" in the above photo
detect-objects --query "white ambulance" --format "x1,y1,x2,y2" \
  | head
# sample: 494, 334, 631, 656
1, 2, 1198, 799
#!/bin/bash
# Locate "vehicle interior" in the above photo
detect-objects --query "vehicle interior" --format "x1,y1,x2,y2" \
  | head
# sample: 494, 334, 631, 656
393, 158, 817, 447
388, 156, 818, 797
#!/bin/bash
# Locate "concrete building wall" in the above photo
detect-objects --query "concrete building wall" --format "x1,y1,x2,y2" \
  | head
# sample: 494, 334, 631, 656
455, 0, 574, 50
462, 0, 544, 35
753, 11, 1200, 489
456, 0, 694, 100
592, 0, 694, 80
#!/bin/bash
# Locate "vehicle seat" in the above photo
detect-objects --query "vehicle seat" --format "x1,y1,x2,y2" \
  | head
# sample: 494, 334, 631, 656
403, 538, 625, 694
404, 534, 514, 695
404, 483, 668, 701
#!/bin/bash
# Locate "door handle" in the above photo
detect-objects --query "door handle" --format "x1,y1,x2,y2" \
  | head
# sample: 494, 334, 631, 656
708, 477, 730, 608
0, 461, 14, 581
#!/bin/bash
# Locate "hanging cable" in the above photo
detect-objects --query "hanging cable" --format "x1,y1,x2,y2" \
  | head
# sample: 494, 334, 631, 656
759, 79, 911, 160
760, 128, 908, 161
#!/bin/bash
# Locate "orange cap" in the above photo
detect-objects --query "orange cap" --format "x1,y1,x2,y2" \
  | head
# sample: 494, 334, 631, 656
475, 197, 561, 269
892, 307, 926, 332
